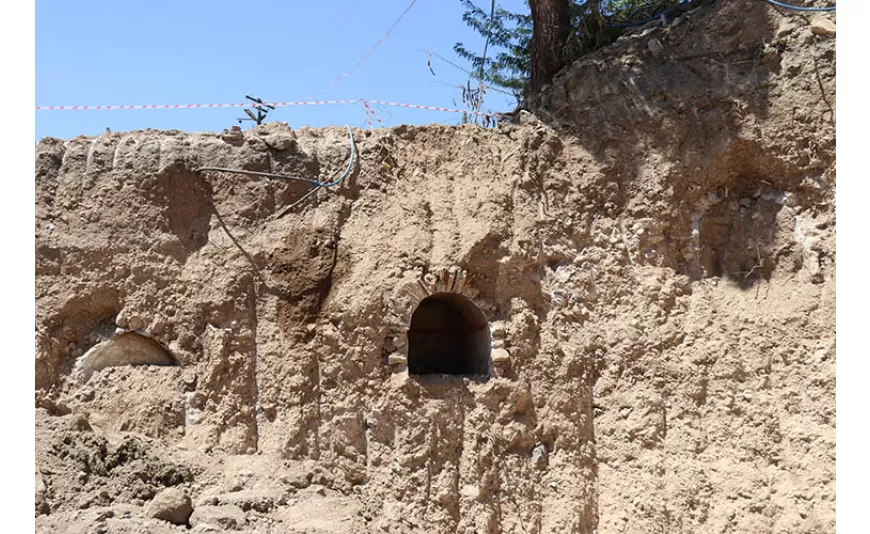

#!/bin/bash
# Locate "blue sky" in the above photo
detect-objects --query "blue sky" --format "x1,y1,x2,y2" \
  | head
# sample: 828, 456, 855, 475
36, 0, 527, 139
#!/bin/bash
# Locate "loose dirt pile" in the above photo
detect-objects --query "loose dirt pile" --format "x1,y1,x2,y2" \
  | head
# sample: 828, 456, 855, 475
35, 1, 835, 533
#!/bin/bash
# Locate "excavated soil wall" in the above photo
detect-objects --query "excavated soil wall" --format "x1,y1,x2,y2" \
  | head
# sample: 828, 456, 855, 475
35, 2, 835, 533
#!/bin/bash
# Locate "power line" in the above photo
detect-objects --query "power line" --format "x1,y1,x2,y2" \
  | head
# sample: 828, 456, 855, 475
310, 0, 361, 61
307, 0, 419, 100
422, 50, 516, 97
479, 0, 497, 84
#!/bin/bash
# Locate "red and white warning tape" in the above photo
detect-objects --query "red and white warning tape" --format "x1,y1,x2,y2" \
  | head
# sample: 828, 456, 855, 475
362, 102, 375, 130
35, 98, 502, 118
34, 100, 358, 111
362, 100, 385, 129
368, 99, 493, 116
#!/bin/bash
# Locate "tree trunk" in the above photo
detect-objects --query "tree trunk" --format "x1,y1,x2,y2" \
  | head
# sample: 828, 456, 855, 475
529, 0, 572, 94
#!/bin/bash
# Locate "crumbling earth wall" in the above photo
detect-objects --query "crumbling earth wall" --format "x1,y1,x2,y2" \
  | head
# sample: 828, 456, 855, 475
34, 2, 835, 533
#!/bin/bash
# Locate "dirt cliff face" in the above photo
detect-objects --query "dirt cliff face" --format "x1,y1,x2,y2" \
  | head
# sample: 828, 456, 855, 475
34, 2, 835, 533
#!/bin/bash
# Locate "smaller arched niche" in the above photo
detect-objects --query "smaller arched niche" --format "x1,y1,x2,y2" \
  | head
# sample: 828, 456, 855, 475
73, 331, 179, 382
407, 292, 490, 376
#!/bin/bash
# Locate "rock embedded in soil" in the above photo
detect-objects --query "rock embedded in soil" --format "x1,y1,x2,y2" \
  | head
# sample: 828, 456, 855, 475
144, 487, 193, 525
188, 504, 247, 530
810, 16, 836, 36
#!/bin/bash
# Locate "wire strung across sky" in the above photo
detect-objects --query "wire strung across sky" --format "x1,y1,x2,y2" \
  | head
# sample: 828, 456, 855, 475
306, 0, 419, 100
37, 0, 834, 120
